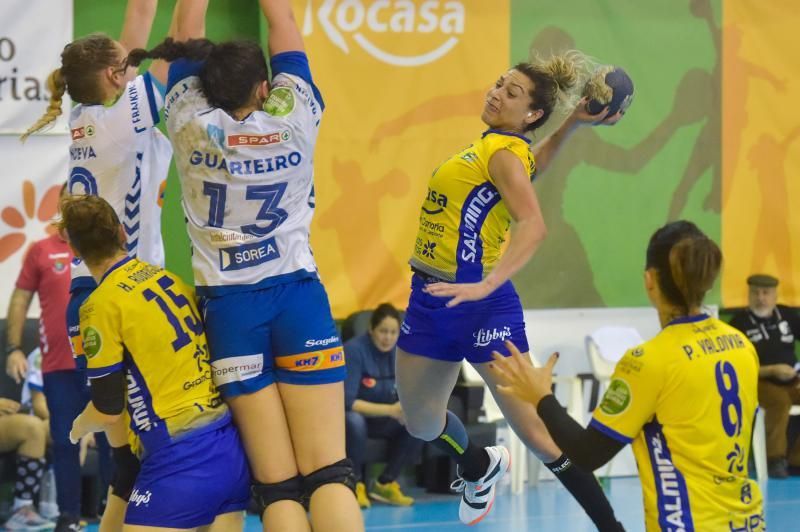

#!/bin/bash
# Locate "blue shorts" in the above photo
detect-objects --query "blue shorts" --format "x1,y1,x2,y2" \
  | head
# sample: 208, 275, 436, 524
124, 415, 251, 528
397, 273, 529, 364
203, 278, 345, 397
66, 283, 97, 371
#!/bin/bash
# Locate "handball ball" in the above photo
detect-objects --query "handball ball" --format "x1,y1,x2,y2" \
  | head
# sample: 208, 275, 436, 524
584, 66, 634, 116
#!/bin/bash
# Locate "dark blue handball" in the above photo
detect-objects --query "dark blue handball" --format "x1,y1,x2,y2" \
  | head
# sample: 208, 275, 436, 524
585, 67, 634, 115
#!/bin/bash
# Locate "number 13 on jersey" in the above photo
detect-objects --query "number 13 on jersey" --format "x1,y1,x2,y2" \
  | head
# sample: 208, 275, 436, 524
203, 181, 288, 271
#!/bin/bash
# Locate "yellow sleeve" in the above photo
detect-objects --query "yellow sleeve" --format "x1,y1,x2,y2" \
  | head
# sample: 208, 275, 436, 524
589, 345, 665, 444
484, 136, 534, 181
79, 296, 124, 380
503, 140, 534, 178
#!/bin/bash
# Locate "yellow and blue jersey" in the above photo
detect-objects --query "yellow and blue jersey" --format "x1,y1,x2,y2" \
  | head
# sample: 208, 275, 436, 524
80, 257, 226, 456
591, 315, 764, 531
409, 130, 535, 282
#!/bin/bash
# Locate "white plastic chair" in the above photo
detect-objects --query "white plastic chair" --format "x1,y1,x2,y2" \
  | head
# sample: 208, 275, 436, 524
751, 404, 800, 488
466, 353, 585, 494
586, 326, 644, 384
585, 327, 645, 479
751, 407, 768, 488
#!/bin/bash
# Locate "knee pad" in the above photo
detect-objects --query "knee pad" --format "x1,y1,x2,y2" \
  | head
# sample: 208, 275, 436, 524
303, 458, 356, 501
251, 475, 304, 516
110, 445, 140, 501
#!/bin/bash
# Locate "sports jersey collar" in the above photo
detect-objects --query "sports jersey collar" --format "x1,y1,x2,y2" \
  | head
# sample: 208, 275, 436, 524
666, 313, 710, 327
482, 129, 532, 144
100, 256, 134, 284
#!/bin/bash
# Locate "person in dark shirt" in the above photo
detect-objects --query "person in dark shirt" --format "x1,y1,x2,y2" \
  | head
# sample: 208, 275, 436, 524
730, 274, 800, 478
344, 304, 423, 508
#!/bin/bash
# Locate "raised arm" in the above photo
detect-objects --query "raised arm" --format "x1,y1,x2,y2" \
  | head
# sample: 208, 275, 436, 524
147, 2, 177, 87
175, 0, 208, 41
119, 0, 159, 54
259, 0, 305, 55
533, 98, 622, 176
148, 0, 209, 85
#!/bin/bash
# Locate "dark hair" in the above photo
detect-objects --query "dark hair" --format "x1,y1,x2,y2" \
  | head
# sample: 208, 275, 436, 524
514, 52, 581, 132
57, 195, 125, 265
23, 33, 121, 139
646, 221, 722, 312
127, 38, 269, 113
370, 303, 401, 330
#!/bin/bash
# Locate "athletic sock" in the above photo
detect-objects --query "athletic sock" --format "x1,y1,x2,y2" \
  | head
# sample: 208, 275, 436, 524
13, 456, 46, 510
429, 411, 490, 482
546, 454, 623, 532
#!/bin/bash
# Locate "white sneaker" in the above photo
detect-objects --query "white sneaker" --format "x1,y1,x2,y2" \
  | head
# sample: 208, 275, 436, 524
2, 504, 55, 530
450, 446, 510, 526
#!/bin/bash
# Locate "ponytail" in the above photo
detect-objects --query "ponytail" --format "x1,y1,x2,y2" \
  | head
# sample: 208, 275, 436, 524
127, 38, 267, 114
582, 65, 613, 110
668, 236, 722, 310
22, 33, 121, 140
20, 68, 67, 141
540, 51, 581, 94
646, 221, 722, 312
126, 38, 215, 69
515, 50, 590, 132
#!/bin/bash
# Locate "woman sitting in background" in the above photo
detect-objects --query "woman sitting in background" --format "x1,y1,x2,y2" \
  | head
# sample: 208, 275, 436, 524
344, 304, 423, 508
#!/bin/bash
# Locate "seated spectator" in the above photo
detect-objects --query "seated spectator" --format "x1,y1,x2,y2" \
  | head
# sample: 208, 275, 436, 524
344, 304, 423, 508
17, 347, 93, 521
730, 274, 800, 478
0, 395, 52, 529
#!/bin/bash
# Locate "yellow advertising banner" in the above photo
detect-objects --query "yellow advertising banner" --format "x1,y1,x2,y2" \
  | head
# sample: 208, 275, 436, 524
297, 0, 510, 317
722, 0, 800, 306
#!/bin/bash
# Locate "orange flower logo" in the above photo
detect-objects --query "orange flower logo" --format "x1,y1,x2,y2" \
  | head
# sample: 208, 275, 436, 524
0, 181, 61, 262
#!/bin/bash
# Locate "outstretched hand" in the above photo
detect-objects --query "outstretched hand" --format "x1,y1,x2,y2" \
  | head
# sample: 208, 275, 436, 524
569, 97, 624, 126
488, 340, 558, 407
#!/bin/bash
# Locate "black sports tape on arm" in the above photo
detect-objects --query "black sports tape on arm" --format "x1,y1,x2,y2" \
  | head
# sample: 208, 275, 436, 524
90, 371, 126, 415
536, 395, 625, 471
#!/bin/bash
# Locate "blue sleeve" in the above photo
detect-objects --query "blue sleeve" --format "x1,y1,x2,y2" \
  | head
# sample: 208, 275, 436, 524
343, 339, 364, 410
270, 51, 325, 111
167, 59, 205, 94
142, 72, 161, 125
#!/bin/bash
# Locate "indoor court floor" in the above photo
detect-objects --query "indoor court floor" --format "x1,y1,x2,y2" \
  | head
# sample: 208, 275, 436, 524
85, 476, 799, 531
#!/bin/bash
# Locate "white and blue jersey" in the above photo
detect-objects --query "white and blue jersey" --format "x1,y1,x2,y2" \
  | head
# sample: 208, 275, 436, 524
165, 52, 344, 396
164, 52, 324, 297
21, 348, 44, 411
67, 73, 171, 291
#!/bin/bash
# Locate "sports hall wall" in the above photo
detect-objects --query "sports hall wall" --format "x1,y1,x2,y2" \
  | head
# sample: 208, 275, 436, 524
1, 0, 798, 319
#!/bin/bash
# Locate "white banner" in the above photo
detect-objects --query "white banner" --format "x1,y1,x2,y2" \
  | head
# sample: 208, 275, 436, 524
0, 134, 70, 317
0, 0, 73, 134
